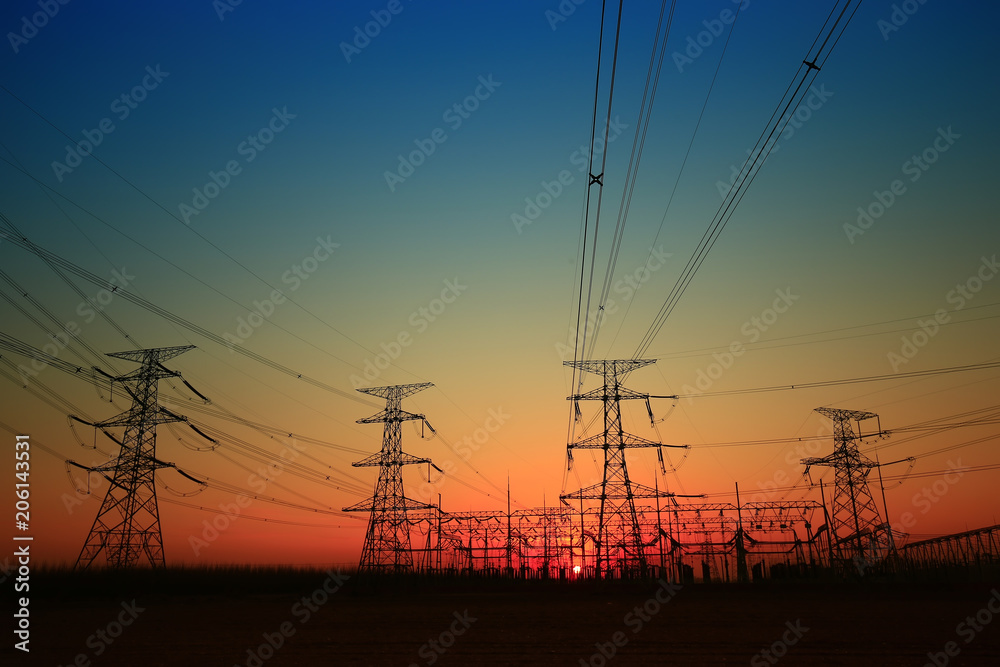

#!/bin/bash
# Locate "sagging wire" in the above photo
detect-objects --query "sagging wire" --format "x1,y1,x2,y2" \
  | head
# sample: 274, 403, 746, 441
878, 456, 916, 490
66, 459, 115, 489
426, 461, 445, 484
156, 363, 212, 405
420, 418, 438, 440
165, 421, 219, 452
156, 474, 207, 498
64, 460, 94, 495
67, 414, 97, 450
67, 414, 118, 457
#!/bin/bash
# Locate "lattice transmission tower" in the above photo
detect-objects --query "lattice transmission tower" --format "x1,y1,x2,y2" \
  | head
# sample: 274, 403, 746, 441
560, 359, 684, 578
75, 345, 194, 570
802, 407, 893, 570
344, 382, 437, 572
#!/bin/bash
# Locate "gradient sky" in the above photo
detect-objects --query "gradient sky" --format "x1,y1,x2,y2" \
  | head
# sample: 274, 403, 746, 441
2, 0, 999, 567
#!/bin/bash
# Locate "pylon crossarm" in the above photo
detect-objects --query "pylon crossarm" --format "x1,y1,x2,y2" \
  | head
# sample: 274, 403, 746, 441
356, 382, 433, 400
567, 433, 610, 449
399, 452, 431, 466
356, 409, 425, 424
569, 431, 669, 450
97, 408, 185, 429
560, 482, 606, 501
801, 456, 830, 467
569, 385, 650, 402
564, 359, 656, 378
628, 482, 702, 500
106, 345, 193, 365
815, 406, 878, 422
351, 451, 430, 467
342, 498, 375, 512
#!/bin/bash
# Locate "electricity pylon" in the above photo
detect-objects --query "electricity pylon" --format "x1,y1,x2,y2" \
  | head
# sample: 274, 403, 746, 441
75, 345, 194, 570
560, 359, 685, 578
802, 407, 893, 570
344, 382, 437, 572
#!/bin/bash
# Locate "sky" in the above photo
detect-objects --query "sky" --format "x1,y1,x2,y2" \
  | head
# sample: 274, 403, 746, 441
1, 0, 999, 568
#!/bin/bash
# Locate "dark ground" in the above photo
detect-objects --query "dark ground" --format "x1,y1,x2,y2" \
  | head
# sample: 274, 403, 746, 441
12, 569, 1000, 666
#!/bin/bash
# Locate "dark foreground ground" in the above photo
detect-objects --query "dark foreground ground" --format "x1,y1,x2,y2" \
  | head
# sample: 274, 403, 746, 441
13, 569, 1000, 666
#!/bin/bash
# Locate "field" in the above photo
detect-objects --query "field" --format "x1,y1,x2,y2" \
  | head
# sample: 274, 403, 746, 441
20, 568, 1000, 666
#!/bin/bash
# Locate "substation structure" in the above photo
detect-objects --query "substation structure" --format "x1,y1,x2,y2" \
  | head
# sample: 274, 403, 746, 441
898, 524, 1000, 574
344, 363, 831, 580
403, 499, 825, 581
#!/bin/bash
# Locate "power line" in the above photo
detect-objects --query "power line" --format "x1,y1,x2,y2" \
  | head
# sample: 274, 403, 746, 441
607, 0, 746, 354
633, 0, 862, 358
0, 83, 384, 367
588, 0, 677, 359
674, 359, 1000, 399
0, 231, 378, 406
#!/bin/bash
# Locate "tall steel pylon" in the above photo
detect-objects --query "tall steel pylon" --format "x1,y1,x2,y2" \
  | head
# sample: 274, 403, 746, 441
75, 345, 194, 570
560, 359, 681, 578
344, 382, 436, 572
802, 407, 893, 570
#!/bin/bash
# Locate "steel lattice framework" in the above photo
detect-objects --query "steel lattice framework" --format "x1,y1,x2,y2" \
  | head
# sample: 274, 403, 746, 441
560, 359, 684, 578
75, 345, 193, 570
403, 500, 824, 580
899, 523, 1000, 570
343, 382, 436, 572
802, 407, 892, 569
